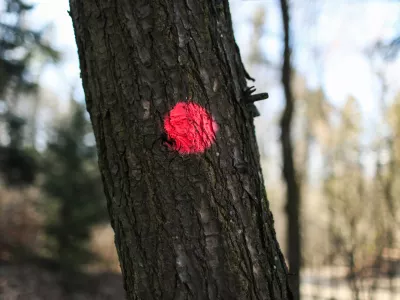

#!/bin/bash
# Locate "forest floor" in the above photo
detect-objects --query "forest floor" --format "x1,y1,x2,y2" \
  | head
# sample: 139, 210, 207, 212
1, 263, 399, 300
0, 262, 125, 300
301, 267, 400, 300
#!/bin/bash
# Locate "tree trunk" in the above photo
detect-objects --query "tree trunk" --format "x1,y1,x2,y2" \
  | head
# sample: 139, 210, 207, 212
279, 0, 301, 299
69, 0, 292, 299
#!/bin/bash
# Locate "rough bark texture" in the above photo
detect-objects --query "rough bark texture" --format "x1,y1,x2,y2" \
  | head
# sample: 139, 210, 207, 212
279, 0, 301, 299
69, 0, 292, 299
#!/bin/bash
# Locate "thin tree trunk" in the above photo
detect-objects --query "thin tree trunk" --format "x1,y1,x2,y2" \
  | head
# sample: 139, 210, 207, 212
70, 0, 292, 298
279, 0, 301, 299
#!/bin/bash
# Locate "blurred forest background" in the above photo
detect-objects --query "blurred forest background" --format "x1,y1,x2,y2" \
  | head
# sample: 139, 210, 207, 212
0, 0, 399, 299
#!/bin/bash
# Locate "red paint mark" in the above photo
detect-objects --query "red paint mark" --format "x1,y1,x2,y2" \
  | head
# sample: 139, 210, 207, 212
164, 101, 218, 154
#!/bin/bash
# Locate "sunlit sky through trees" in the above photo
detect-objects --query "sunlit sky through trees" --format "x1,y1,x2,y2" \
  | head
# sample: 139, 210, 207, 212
229, 0, 400, 181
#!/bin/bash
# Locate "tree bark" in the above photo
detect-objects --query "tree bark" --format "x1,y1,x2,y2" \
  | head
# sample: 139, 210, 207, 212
279, 0, 301, 299
69, 0, 292, 299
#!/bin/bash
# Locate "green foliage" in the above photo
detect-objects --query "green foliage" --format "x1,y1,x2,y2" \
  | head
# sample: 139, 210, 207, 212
0, 111, 38, 185
0, 0, 59, 185
0, 0, 59, 97
41, 101, 107, 273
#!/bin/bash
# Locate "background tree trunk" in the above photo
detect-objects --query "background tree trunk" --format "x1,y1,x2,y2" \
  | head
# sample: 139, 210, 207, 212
70, 0, 292, 299
279, 0, 301, 299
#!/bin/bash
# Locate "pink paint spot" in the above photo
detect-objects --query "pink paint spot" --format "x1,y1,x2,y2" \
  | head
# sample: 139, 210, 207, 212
164, 101, 218, 154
